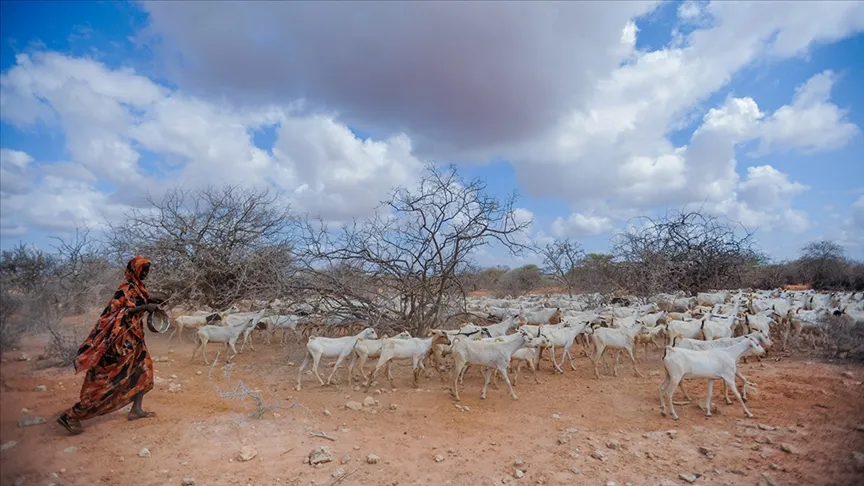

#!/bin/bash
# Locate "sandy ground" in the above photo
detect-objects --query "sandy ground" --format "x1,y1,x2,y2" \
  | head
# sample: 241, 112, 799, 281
2, 325, 863, 486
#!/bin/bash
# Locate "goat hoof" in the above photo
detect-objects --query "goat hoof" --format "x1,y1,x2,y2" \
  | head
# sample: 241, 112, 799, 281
660, 411, 667, 417
672, 415, 679, 421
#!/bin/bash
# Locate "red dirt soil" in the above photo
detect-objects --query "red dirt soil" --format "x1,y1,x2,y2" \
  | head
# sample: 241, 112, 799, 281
2, 323, 863, 486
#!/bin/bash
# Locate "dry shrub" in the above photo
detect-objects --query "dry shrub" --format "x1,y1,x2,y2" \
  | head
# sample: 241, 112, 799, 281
45, 325, 82, 367
0, 293, 24, 353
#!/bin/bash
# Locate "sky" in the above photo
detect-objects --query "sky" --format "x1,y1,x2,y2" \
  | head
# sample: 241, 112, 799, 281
1, 1, 863, 266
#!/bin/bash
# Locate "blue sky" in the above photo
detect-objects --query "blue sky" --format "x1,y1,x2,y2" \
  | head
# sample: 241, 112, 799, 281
1, 1, 863, 264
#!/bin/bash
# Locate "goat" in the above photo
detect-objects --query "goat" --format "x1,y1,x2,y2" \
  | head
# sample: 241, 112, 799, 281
296, 327, 378, 389
672, 331, 772, 404
190, 318, 255, 365
449, 328, 543, 401
590, 323, 646, 379
347, 331, 412, 384
169, 312, 223, 342
659, 335, 766, 420
364, 331, 451, 389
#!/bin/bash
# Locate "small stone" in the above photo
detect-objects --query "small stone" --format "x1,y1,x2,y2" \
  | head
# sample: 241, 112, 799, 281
463, 406, 471, 412
182, 479, 196, 486
455, 404, 463, 410
366, 454, 380, 464
557, 436, 569, 445
852, 451, 864, 473
855, 424, 864, 432
374, 389, 382, 395
605, 482, 616, 486
167, 383, 182, 393
514, 459, 524, 467
64, 447, 78, 454
841, 371, 854, 379
389, 404, 398, 411
362, 396, 377, 407
666, 429, 678, 439
353, 446, 360, 450
768, 463, 779, 470
678, 473, 698, 483
237, 446, 257, 462
331, 468, 346, 479
568, 449, 580, 459
345, 401, 363, 411
1, 440, 17, 451
170, 374, 178, 379
434, 454, 445, 462
341, 455, 350, 464
322, 409, 331, 416
779, 443, 796, 454
139, 448, 151, 458
17, 416, 46, 428
15, 353, 30, 361
20, 408, 29, 414
551, 413, 561, 419
353, 386, 361, 392
698, 446, 715, 459
757, 424, 776, 431
34, 385, 47, 392
643, 431, 664, 441
196, 371, 202, 375
591, 449, 608, 462
308, 446, 334, 465
570, 467, 581, 474
513, 469, 525, 479
605, 440, 621, 450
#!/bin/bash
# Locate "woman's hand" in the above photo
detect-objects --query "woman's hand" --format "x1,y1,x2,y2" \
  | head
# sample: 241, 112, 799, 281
129, 303, 160, 314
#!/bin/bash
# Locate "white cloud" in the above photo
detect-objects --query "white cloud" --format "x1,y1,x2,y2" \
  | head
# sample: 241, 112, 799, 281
852, 196, 864, 230
0, 52, 423, 235
0, 148, 34, 196
551, 213, 614, 237
138, 1, 659, 156
757, 71, 860, 154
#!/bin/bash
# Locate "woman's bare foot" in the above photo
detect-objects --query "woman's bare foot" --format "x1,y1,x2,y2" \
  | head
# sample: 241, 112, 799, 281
127, 409, 157, 421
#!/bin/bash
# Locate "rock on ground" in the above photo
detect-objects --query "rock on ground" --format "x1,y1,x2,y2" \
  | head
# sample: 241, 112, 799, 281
1, 441, 17, 451
182, 478, 196, 486
237, 446, 257, 462
345, 401, 363, 411
18, 416, 46, 428
139, 448, 151, 458
366, 453, 380, 464
308, 446, 334, 465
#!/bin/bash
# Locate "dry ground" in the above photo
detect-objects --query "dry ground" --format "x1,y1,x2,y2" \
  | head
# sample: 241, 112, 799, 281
2, 323, 863, 486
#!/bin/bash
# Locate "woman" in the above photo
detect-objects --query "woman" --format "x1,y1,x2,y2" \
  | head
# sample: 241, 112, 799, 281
57, 256, 163, 435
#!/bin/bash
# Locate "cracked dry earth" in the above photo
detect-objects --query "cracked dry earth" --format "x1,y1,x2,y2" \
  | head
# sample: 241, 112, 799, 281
2, 324, 863, 486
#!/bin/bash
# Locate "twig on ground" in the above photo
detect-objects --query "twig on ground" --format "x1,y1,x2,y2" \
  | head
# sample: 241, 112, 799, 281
330, 468, 360, 486
310, 431, 336, 441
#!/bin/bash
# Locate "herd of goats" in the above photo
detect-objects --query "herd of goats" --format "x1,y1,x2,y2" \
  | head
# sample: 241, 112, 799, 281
163, 289, 864, 421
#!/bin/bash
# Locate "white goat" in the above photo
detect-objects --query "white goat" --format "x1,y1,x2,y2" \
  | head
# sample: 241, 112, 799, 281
364, 331, 451, 388
542, 321, 592, 373
659, 335, 766, 420
169, 312, 223, 342
347, 331, 412, 384
190, 318, 255, 365
590, 324, 646, 379
296, 327, 378, 389
450, 328, 542, 401
671, 331, 772, 404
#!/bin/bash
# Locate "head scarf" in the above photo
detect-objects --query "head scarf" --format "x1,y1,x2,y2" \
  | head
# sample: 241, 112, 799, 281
73, 256, 152, 372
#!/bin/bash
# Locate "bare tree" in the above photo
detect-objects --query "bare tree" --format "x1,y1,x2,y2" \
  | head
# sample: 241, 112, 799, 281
611, 209, 758, 296
106, 185, 295, 308
798, 240, 847, 290
538, 239, 584, 296
296, 164, 531, 336
497, 264, 543, 297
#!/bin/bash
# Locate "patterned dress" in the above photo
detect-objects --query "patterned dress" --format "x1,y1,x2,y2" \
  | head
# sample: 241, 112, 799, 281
62, 256, 154, 421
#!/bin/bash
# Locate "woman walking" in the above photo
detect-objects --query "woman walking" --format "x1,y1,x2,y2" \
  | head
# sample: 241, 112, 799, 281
57, 256, 163, 434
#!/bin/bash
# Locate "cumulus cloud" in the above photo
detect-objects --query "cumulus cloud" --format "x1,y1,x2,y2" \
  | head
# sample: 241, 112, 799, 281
0, 52, 423, 236
757, 71, 860, 154
138, 1, 658, 156
551, 213, 614, 238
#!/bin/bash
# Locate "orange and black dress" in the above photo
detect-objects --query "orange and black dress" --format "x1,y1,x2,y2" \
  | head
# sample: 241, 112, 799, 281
59, 256, 155, 423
